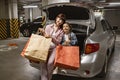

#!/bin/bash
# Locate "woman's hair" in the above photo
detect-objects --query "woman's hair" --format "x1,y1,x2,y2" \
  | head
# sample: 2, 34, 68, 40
63, 22, 72, 32
55, 13, 66, 24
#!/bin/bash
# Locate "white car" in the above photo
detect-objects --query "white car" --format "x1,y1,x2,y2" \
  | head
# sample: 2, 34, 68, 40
30, 2, 117, 78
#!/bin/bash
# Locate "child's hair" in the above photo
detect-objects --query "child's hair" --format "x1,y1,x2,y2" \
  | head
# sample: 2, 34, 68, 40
63, 22, 72, 32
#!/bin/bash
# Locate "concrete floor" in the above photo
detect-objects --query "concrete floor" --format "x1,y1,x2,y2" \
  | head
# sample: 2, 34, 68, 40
0, 37, 40, 80
0, 35, 120, 80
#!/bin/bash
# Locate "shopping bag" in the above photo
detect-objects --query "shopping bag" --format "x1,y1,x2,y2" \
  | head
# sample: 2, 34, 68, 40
21, 36, 31, 57
54, 45, 80, 70
21, 34, 52, 62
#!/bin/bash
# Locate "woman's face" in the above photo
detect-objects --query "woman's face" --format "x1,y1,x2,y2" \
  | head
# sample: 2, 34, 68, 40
63, 23, 70, 34
55, 17, 64, 27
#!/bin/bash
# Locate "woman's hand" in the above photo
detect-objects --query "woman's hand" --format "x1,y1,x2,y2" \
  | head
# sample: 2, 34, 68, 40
39, 28, 45, 33
44, 34, 51, 38
37, 28, 45, 35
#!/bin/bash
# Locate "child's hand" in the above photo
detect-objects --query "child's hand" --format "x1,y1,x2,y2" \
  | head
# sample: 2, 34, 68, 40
66, 41, 70, 45
66, 40, 70, 43
63, 41, 70, 46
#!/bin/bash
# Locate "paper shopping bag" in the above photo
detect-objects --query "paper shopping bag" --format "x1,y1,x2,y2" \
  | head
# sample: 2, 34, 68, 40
54, 45, 80, 70
21, 34, 52, 62
21, 36, 31, 57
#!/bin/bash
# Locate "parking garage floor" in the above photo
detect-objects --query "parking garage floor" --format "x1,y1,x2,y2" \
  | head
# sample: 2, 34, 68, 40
0, 34, 120, 80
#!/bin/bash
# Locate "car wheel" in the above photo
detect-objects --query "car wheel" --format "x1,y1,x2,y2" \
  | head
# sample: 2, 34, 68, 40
22, 29, 30, 37
112, 42, 115, 53
96, 54, 108, 78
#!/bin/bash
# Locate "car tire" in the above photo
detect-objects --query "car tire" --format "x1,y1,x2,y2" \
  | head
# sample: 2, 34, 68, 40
22, 29, 30, 37
96, 54, 108, 78
112, 42, 115, 53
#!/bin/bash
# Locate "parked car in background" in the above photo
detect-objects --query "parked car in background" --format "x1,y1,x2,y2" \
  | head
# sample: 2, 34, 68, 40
29, 2, 118, 78
20, 16, 45, 37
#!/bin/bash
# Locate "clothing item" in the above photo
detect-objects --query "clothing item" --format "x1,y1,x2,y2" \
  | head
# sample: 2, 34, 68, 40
41, 23, 64, 80
45, 23, 64, 45
61, 32, 78, 46
41, 48, 56, 80
64, 34, 69, 41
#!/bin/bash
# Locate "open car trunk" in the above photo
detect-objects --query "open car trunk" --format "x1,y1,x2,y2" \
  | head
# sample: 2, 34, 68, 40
43, 3, 90, 20
42, 3, 95, 53
70, 23, 87, 53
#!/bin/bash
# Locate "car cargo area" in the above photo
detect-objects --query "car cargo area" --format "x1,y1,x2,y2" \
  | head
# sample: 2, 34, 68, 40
71, 24, 87, 53
43, 4, 91, 53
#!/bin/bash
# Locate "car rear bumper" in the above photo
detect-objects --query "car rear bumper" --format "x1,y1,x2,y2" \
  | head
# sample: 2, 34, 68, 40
54, 53, 102, 78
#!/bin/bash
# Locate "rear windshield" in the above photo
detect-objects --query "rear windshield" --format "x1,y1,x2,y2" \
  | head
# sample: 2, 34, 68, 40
33, 18, 42, 22
45, 5, 89, 20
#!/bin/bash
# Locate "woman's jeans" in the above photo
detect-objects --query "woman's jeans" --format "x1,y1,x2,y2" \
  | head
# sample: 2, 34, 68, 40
41, 47, 56, 80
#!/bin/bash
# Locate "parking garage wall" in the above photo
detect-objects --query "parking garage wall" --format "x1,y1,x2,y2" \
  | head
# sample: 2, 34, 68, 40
104, 10, 120, 29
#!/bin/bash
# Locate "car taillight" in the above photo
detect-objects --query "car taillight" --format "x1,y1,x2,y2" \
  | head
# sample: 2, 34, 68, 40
85, 43, 99, 54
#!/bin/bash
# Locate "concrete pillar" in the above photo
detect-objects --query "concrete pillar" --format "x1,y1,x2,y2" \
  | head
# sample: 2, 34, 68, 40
0, 0, 9, 39
0, 1, 7, 18
8, 0, 18, 19
24, 8, 29, 23
42, 0, 48, 17
29, 8, 33, 22
24, 7, 42, 23
24, 7, 42, 22
42, 0, 48, 6
8, 0, 19, 38
25, 8, 33, 22
0, 0, 19, 39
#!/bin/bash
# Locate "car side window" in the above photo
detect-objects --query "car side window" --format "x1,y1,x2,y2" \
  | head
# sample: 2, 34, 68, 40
101, 19, 112, 31
33, 18, 42, 22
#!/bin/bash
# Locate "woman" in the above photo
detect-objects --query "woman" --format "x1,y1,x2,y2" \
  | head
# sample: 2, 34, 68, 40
38, 13, 66, 80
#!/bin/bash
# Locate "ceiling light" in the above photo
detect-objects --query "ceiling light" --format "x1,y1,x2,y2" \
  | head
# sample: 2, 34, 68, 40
109, 3, 120, 5
108, 2, 120, 6
23, 5, 38, 8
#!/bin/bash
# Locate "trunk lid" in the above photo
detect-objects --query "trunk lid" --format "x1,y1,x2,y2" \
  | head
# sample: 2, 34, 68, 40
42, 3, 95, 29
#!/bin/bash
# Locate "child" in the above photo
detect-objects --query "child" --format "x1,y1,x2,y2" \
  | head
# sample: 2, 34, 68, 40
61, 22, 78, 46
59, 22, 78, 73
